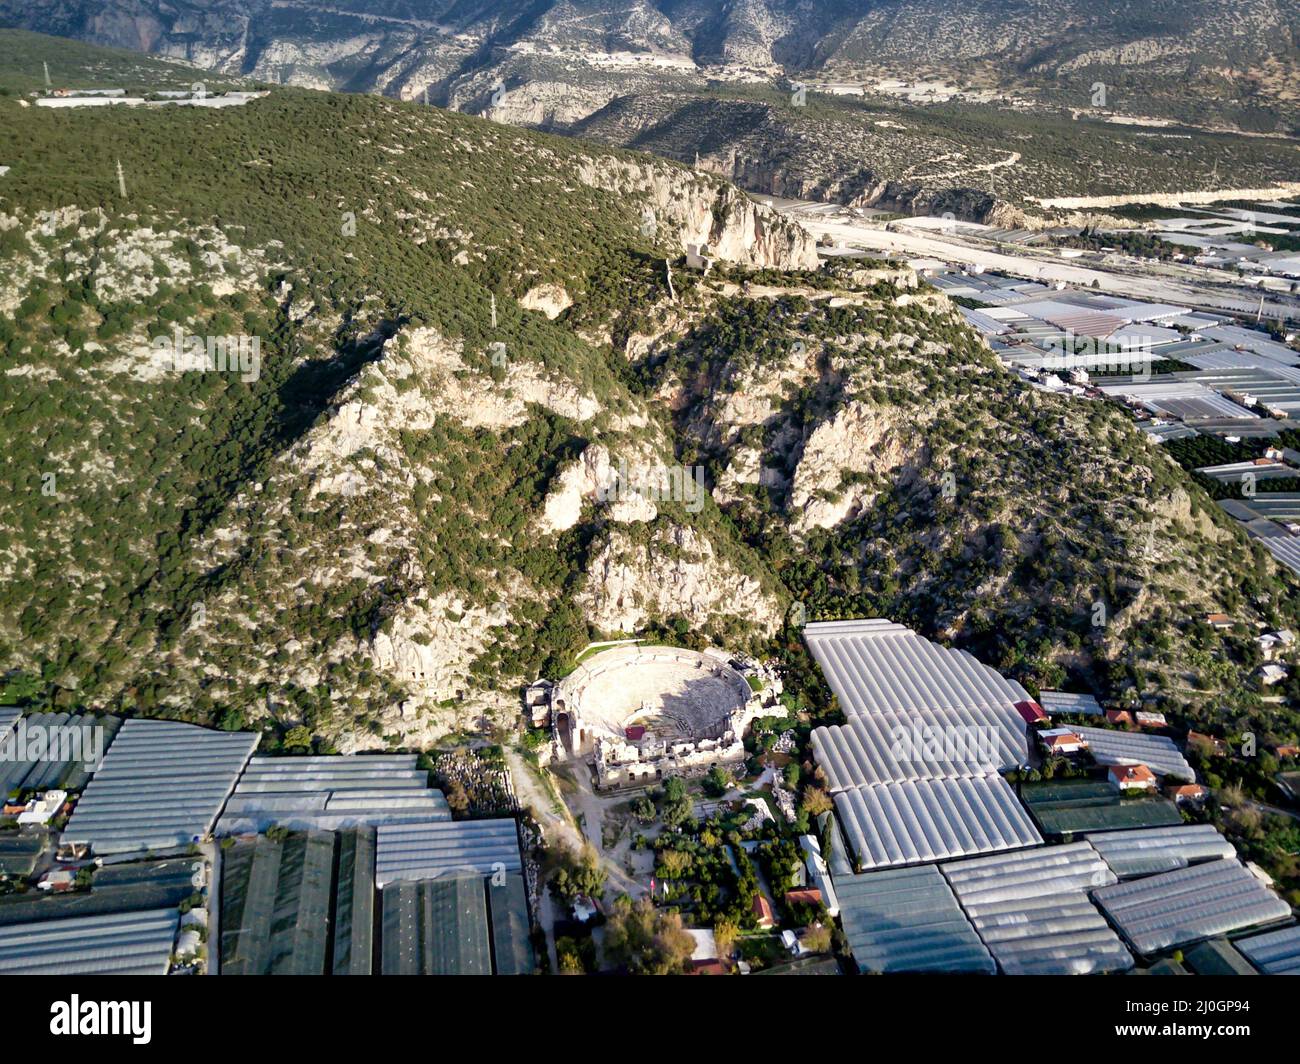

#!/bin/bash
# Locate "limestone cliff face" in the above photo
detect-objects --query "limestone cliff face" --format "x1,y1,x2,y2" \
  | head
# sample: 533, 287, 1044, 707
85, 1, 256, 71
353, 591, 517, 748
392, 326, 601, 429
789, 402, 917, 531
580, 522, 784, 636
704, 183, 821, 270
518, 283, 574, 319
1033, 184, 1300, 211
723, 154, 1026, 227
540, 444, 663, 533
480, 80, 619, 130
1152, 482, 1234, 546
868, 183, 1027, 227
575, 157, 820, 271
727, 156, 884, 210
166, 317, 613, 742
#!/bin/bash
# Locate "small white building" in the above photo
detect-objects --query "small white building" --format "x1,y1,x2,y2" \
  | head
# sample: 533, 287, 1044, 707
684, 243, 713, 273
1257, 632, 1286, 659
798, 835, 840, 918
16, 789, 67, 827
1038, 727, 1088, 755
1260, 664, 1288, 686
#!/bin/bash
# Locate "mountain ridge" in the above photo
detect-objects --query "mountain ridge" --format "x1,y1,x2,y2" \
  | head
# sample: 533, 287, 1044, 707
7, 1, 1297, 127
1, 30, 1297, 772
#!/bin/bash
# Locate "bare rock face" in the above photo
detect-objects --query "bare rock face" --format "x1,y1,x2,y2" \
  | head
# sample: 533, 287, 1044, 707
542, 448, 608, 533
788, 401, 916, 531
518, 283, 574, 319
575, 157, 819, 271
847, 266, 917, 290
1153, 484, 1231, 545
580, 522, 783, 635
715, 445, 784, 504
540, 444, 667, 532
1033, 184, 1300, 211
87, 2, 256, 71
867, 183, 1028, 227
168, 315, 610, 742
705, 184, 820, 270
397, 325, 600, 428
362, 591, 511, 702
481, 80, 618, 129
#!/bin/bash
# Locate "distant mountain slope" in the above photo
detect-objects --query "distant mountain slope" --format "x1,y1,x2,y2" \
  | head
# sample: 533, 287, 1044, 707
4, 0, 1298, 127
5, 1, 1298, 229
820, 0, 1294, 71
564, 87, 1300, 220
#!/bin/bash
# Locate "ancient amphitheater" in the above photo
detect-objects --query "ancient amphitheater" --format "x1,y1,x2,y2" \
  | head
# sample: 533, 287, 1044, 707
550, 645, 772, 787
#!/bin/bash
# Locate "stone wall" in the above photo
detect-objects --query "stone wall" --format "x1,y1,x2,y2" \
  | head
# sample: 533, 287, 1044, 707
547, 643, 779, 788
594, 733, 747, 788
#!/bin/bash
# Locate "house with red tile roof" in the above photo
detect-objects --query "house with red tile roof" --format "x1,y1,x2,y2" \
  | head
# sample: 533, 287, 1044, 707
785, 888, 824, 909
1109, 764, 1157, 793
1039, 728, 1088, 755
1165, 783, 1209, 805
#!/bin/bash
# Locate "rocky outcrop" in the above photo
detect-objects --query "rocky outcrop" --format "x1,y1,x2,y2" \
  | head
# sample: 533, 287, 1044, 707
789, 401, 917, 531
540, 444, 661, 533
480, 80, 621, 129
362, 592, 510, 703
869, 183, 1026, 227
518, 283, 574, 319
575, 157, 819, 271
580, 522, 783, 635
393, 326, 600, 429
726, 154, 1025, 226
1032, 184, 1300, 211
715, 445, 785, 504
728, 155, 885, 209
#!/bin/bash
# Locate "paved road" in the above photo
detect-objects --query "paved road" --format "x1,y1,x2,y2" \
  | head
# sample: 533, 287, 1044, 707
505, 746, 647, 971
1244, 797, 1300, 823
782, 209, 1300, 320
504, 747, 582, 973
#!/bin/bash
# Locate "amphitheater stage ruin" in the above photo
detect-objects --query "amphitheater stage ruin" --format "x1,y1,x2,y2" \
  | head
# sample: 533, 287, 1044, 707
545, 644, 785, 789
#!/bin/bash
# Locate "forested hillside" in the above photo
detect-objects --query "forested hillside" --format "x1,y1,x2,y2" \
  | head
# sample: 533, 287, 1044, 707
2, 33, 1298, 760
0, 58, 807, 746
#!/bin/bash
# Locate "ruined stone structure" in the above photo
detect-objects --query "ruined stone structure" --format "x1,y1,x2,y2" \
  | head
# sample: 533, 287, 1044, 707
549, 644, 784, 788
